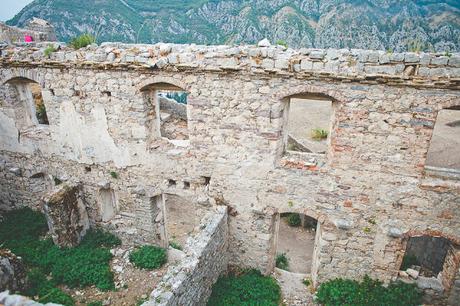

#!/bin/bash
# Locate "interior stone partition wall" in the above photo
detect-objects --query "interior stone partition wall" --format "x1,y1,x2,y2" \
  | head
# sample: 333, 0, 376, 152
0, 42, 459, 298
148, 206, 228, 305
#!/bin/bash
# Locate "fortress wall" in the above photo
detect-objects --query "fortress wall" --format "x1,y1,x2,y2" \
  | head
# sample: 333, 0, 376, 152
0, 43, 459, 287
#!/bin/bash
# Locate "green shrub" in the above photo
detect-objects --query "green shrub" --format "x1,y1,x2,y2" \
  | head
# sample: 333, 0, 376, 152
207, 269, 281, 306
303, 278, 311, 286
38, 288, 75, 306
135, 298, 147, 306
311, 128, 328, 140
315, 275, 422, 306
169, 240, 183, 250
400, 254, 418, 271
276, 253, 289, 270
51, 246, 114, 290
275, 40, 288, 48
286, 213, 301, 227
109, 171, 118, 179
24, 268, 74, 306
0, 207, 48, 241
69, 33, 96, 49
80, 228, 121, 248
44, 44, 57, 57
0, 209, 119, 297
87, 302, 103, 306
129, 245, 167, 270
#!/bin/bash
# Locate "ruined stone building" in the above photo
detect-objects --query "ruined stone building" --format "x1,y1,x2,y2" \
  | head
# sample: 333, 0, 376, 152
0, 18, 56, 44
0, 37, 459, 304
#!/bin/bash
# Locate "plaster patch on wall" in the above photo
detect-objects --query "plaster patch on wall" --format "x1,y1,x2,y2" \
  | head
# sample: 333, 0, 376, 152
0, 111, 21, 152
56, 101, 131, 166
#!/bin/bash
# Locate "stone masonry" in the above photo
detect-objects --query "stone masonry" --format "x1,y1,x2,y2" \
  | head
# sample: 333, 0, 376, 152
0, 39, 459, 302
148, 206, 228, 305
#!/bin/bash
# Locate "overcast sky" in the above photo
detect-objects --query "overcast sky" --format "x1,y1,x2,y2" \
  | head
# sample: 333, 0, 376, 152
1, 0, 34, 21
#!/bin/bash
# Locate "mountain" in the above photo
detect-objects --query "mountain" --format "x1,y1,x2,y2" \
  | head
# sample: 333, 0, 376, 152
7, 0, 460, 52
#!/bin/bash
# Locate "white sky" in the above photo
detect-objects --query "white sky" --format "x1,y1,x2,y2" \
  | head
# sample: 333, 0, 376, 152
1, 0, 34, 21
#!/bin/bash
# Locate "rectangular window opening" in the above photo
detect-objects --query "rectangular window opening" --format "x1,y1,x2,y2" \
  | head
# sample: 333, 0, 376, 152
425, 109, 460, 178
157, 90, 189, 142
285, 98, 332, 155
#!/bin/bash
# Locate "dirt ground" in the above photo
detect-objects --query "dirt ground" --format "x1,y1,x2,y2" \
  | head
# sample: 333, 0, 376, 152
165, 194, 208, 247
64, 245, 168, 306
277, 218, 316, 274
273, 268, 315, 306
287, 98, 332, 154
426, 109, 460, 170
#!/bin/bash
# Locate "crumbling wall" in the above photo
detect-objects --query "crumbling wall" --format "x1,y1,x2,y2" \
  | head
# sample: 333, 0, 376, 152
0, 22, 54, 44
148, 206, 228, 306
0, 42, 458, 289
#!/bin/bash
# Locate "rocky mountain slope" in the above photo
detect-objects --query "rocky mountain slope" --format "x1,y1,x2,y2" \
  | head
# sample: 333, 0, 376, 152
7, 0, 460, 51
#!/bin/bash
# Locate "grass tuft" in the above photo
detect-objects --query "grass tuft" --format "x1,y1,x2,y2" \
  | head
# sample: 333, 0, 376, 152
169, 240, 183, 250
70, 33, 96, 49
44, 44, 57, 57
311, 128, 328, 140
276, 253, 289, 270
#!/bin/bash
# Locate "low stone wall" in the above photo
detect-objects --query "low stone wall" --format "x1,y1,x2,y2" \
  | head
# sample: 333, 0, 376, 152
146, 206, 228, 306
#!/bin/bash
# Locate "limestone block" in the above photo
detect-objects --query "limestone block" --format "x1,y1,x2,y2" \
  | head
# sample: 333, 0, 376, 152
431, 56, 448, 66
379, 53, 390, 64
43, 183, 90, 247
406, 268, 419, 279
309, 50, 325, 60
448, 55, 460, 67
387, 227, 402, 238
416, 276, 444, 292
0, 249, 26, 292
258, 38, 271, 47
404, 53, 420, 63
300, 59, 313, 70
389, 53, 404, 62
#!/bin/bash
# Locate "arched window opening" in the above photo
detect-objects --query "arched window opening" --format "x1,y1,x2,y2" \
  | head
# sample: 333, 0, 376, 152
6, 78, 49, 126
30, 82, 49, 124
425, 107, 460, 177
141, 82, 189, 146
283, 93, 333, 154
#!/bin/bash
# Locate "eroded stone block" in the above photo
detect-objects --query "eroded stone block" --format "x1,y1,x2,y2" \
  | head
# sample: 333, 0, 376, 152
0, 249, 26, 292
43, 183, 89, 247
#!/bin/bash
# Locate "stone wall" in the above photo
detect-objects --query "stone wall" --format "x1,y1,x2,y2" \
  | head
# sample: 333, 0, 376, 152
0, 22, 54, 44
0, 42, 458, 291
147, 206, 228, 305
